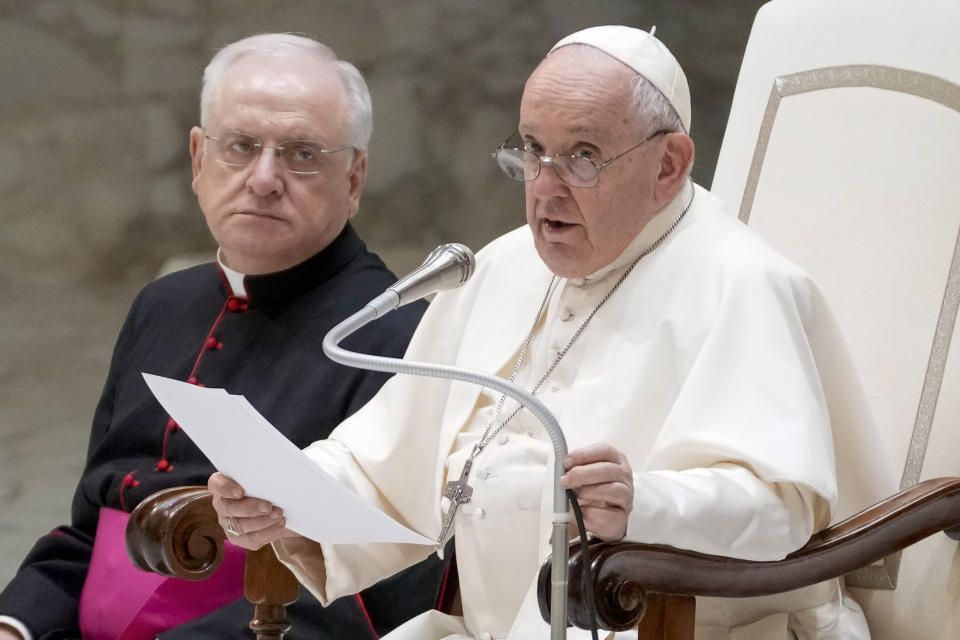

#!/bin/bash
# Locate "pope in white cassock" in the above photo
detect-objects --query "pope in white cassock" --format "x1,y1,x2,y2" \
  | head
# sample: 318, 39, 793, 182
210, 26, 881, 639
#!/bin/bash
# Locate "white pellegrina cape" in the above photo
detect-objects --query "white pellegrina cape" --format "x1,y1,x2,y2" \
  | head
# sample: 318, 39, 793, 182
275, 182, 887, 639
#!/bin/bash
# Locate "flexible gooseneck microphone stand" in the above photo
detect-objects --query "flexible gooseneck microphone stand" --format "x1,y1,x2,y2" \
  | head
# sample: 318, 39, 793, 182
321, 244, 571, 640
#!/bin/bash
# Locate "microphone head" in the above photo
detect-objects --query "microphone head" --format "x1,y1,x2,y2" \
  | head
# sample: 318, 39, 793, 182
390, 243, 476, 307
422, 242, 475, 286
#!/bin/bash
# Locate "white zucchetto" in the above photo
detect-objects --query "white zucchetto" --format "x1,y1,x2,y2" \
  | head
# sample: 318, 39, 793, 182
550, 25, 692, 134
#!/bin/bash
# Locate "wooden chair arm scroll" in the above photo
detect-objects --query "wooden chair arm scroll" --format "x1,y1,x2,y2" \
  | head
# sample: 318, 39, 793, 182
125, 486, 226, 580
538, 476, 960, 635
124, 485, 299, 639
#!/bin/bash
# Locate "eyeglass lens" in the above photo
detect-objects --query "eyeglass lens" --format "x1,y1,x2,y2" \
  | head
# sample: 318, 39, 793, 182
213, 133, 331, 174
495, 148, 599, 187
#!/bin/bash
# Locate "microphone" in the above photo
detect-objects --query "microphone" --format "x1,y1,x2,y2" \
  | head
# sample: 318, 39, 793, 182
366, 243, 475, 317
323, 241, 572, 639
324, 243, 477, 355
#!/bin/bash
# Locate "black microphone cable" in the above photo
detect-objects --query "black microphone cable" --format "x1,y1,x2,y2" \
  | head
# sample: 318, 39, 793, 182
567, 489, 600, 640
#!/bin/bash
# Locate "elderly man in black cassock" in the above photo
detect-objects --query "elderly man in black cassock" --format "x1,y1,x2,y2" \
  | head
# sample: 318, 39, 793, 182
0, 33, 446, 640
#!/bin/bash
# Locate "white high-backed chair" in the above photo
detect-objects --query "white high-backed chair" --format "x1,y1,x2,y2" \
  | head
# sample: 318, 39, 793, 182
712, 1, 960, 637
537, 1, 960, 638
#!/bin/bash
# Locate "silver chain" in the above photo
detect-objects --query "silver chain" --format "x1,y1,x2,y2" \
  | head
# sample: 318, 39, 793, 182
473, 186, 695, 455
472, 276, 559, 450
437, 185, 695, 547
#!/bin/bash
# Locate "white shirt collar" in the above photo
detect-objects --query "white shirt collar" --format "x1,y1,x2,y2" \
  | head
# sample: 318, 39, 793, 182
216, 248, 248, 297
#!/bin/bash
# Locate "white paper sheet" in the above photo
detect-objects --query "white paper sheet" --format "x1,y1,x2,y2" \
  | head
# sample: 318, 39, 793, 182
142, 372, 433, 545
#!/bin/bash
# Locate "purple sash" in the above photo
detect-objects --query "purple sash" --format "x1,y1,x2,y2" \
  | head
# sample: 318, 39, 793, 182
78, 507, 245, 640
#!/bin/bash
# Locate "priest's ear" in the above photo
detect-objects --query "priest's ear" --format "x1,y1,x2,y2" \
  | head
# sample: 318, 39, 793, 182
654, 132, 695, 204
189, 126, 205, 194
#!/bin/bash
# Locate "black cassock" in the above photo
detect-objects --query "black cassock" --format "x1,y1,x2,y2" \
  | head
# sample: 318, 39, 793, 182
0, 224, 448, 639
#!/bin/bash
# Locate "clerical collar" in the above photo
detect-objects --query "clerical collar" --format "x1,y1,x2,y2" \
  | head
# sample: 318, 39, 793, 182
215, 223, 365, 305
575, 178, 695, 285
217, 249, 247, 297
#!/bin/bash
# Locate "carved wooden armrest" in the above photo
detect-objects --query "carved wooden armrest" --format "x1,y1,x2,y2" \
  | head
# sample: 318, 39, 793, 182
538, 476, 960, 632
125, 486, 226, 580
125, 485, 299, 639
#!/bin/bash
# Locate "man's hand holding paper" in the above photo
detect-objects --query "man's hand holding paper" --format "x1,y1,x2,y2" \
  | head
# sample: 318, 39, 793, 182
208, 472, 294, 550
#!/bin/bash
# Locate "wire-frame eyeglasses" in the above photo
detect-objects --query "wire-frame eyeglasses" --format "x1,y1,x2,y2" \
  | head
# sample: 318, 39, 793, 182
204, 132, 355, 175
492, 129, 670, 188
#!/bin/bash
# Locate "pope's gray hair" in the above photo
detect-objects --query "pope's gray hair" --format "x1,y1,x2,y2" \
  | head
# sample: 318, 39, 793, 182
630, 75, 693, 178
630, 75, 686, 136
199, 33, 373, 150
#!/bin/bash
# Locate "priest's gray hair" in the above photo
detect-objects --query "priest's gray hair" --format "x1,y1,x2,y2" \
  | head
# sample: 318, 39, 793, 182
630, 75, 686, 136
199, 33, 373, 150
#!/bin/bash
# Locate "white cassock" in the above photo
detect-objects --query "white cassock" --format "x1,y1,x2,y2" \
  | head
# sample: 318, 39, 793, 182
274, 180, 886, 639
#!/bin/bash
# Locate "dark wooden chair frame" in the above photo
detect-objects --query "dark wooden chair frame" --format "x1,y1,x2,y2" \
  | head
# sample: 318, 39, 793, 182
125, 486, 299, 640
125, 476, 960, 639
125, 485, 459, 639
536, 476, 960, 638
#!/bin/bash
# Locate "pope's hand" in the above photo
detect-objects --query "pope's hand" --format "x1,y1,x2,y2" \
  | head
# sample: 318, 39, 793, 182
208, 472, 295, 550
560, 443, 634, 541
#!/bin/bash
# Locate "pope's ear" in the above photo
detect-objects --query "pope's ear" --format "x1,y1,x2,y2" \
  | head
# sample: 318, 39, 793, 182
655, 133, 694, 202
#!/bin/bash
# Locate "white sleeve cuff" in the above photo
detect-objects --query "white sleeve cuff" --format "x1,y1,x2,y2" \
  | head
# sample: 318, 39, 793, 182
0, 615, 33, 640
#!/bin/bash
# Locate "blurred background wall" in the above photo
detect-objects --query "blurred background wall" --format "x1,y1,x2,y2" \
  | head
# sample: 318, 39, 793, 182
0, 0, 766, 583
